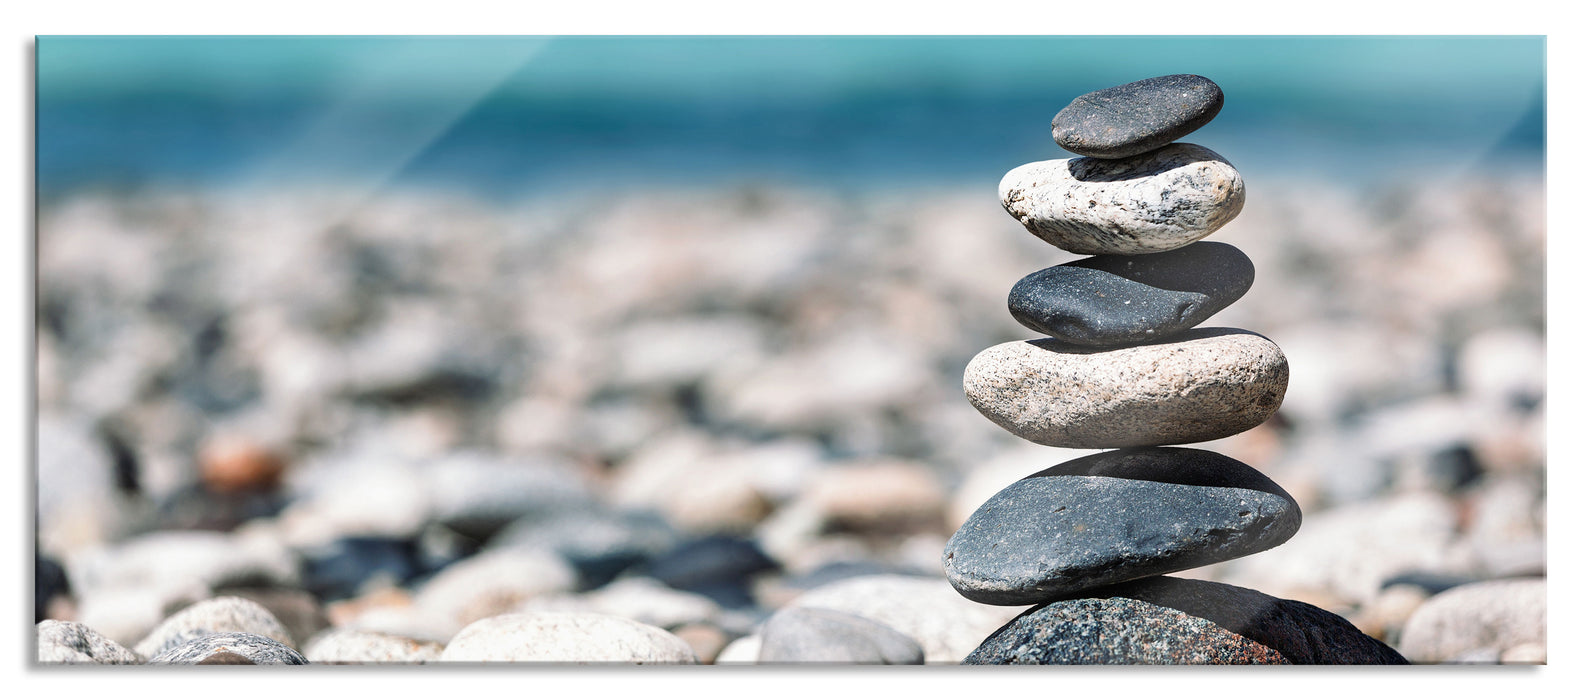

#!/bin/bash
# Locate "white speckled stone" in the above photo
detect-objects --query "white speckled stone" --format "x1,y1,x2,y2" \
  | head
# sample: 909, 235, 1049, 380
303, 629, 444, 664
134, 596, 295, 659
1397, 577, 1546, 663
437, 612, 697, 663
36, 620, 142, 664
963, 328, 1287, 448
999, 143, 1244, 255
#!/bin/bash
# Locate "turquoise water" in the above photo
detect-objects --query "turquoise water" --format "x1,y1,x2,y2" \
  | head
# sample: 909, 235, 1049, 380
36, 36, 1545, 197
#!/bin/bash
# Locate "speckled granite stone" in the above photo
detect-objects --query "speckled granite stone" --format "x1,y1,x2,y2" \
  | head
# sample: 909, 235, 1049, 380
1000, 143, 1244, 255
1051, 74, 1224, 159
134, 596, 295, 660
1086, 577, 1409, 664
963, 328, 1287, 448
944, 448, 1300, 605
758, 606, 924, 664
1009, 241, 1254, 346
964, 596, 1287, 665
303, 629, 444, 664
437, 612, 697, 663
147, 631, 308, 665
36, 620, 142, 664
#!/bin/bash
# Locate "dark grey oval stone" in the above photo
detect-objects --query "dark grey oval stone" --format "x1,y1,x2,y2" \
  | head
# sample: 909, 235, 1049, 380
1009, 242, 1254, 346
757, 606, 924, 664
964, 596, 1287, 664
1052, 74, 1224, 159
943, 448, 1301, 605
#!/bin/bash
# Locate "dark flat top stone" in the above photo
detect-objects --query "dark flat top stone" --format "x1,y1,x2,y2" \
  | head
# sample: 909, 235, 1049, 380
1049, 576, 1411, 664
964, 595, 1287, 665
944, 447, 1300, 605
1009, 241, 1254, 346
1052, 74, 1224, 159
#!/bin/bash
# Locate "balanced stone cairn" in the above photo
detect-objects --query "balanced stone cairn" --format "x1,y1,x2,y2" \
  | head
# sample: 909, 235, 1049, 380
944, 75, 1408, 665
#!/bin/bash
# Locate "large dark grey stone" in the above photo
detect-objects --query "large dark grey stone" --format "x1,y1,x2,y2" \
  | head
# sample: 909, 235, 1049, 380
758, 606, 924, 664
1088, 577, 1410, 664
1052, 74, 1224, 159
1009, 241, 1254, 346
964, 596, 1287, 664
944, 448, 1300, 605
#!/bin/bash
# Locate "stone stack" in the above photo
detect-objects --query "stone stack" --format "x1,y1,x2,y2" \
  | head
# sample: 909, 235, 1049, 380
944, 74, 1408, 664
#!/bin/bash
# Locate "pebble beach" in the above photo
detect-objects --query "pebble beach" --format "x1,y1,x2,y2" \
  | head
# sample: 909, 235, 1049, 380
34, 161, 1545, 663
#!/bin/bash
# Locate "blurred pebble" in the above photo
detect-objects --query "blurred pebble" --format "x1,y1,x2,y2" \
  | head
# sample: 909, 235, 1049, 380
1348, 584, 1430, 644
784, 574, 1024, 663
412, 546, 578, 634
670, 622, 730, 664
198, 434, 286, 494
802, 459, 946, 534
36, 551, 70, 623
758, 606, 923, 664
37, 411, 128, 555
714, 634, 762, 664
300, 537, 422, 602
134, 595, 296, 659
303, 629, 444, 664
517, 576, 721, 630
1500, 642, 1546, 665
148, 631, 308, 665
1397, 577, 1545, 663
437, 612, 696, 663
211, 587, 330, 652
488, 506, 677, 590
36, 620, 142, 664
640, 534, 779, 609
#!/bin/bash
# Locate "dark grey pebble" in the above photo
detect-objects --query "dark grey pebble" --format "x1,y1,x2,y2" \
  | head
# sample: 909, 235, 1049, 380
944, 447, 1301, 605
641, 534, 779, 609
36, 550, 69, 623
147, 631, 308, 665
964, 596, 1287, 664
1009, 241, 1254, 346
758, 607, 924, 664
1052, 74, 1224, 159
1082, 577, 1410, 664
300, 537, 424, 602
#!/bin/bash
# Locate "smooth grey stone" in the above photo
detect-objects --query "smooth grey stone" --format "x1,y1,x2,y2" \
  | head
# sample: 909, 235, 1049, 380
147, 631, 308, 665
1009, 241, 1254, 346
1000, 143, 1244, 255
965, 596, 1287, 665
1088, 577, 1409, 664
963, 328, 1287, 448
944, 448, 1300, 605
1051, 74, 1224, 159
36, 620, 142, 664
757, 607, 923, 664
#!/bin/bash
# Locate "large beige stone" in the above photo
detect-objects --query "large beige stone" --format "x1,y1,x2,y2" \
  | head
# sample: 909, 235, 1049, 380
963, 328, 1287, 448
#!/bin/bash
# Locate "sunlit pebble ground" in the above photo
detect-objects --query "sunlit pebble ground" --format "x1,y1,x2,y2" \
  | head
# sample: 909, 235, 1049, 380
34, 173, 1545, 662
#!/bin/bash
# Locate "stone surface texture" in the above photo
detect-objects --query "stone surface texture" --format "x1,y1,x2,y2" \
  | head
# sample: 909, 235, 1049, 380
944, 448, 1300, 605
1397, 577, 1546, 663
1089, 576, 1409, 664
965, 596, 1288, 665
757, 606, 924, 664
964, 328, 1288, 448
1052, 74, 1225, 159
133, 596, 296, 660
437, 612, 697, 663
36, 620, 142, 664
1009, 242, 1254, 346
303, 629, 445, 663
1000, 143, 1244, 255
147, 631, 309, 665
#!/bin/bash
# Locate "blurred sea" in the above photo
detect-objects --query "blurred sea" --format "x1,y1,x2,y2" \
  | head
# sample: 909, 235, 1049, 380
36, 36, 1545, 199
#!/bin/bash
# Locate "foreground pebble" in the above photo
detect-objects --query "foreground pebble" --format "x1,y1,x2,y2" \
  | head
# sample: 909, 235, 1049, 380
964, 328, 1287, 448
1008, 242, 1254, 346
134, 596, 295, 660
784, 574, 1023, 663
965, 596, 1287, 665
437, 612, 697, 663
944, 448, 1300, 605
757, 606, 923, 664
1397, 577, 1545, 663
36, 620, 142, 664
303, 629, 444, 664
1051, 74, 1225, 159
147, 631, 308, 665
999, 143, 1244, 255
